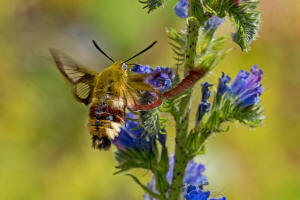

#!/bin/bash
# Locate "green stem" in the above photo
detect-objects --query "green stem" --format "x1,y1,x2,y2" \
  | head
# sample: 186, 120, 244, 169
168, 17, 201, 199
168, 0, 207, 199
184, 17, 200, 75
168, 91, 192, 200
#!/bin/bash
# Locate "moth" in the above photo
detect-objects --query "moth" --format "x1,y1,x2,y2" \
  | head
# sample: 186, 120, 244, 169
49, 41, 164, 150
50, 40, 207, 150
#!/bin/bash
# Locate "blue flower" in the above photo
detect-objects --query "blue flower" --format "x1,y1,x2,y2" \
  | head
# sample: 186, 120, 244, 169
197, 82, 212, 123
217, 72, 231, 97
174, 0, 188, 19
204, 15, 225, 30
144, 155, 226, 200
131, 64, 153, 74
201, 82, 213, 102
113, 113, 166, 150
231, 65, 263, 107
167, 155, 208, 186
132, 65, 174, 92
144, 155, 208, 200
217, 66, 263, 107
185, 185, 226, 200
185, 185, 210, 200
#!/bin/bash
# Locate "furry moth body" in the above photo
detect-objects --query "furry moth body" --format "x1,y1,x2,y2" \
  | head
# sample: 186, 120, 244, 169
49, 49, 161, 150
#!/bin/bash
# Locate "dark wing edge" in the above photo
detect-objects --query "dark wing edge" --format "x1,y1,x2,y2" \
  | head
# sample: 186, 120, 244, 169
49, 48, 99, 105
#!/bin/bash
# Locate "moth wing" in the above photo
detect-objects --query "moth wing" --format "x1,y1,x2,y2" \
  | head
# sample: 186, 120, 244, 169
127, 74, 157, 92
49, 48, 98, 105
124, 88, 139, 111
126, 73, 162, 111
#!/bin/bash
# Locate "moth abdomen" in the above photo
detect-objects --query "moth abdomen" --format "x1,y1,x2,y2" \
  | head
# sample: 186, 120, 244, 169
92, 135, 111, 150
89, 101, 125, 150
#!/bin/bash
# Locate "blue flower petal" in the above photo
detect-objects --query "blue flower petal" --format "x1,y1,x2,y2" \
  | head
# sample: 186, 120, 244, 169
113, 112, 165, 150
231, 70, 250, 95
201, 82, 213, 102
217, 66, 263, 107
185, 189, 211, 200
132, 65, 153, 74
145, 155, 226, 200
132, 64, 174, 92
197, 82, 212, 123
166, 155, 208, 186
210, 197, 226, 200
174, 0, 188, 19
217, 72, 231, 97
204, 15, 225, 30
187, 185, 197, 193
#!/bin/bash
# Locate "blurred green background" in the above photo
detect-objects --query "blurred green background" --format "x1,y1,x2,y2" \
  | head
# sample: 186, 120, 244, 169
0, 0, 299, 199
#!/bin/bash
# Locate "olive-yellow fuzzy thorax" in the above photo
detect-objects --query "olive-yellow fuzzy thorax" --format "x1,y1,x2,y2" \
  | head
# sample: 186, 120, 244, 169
89, 61, 128, 149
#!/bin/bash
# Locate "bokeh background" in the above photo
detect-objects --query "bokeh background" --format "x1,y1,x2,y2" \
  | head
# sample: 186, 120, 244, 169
0, 0, 299, 199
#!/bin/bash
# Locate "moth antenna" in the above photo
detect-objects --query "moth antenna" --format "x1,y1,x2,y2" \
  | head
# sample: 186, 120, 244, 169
124, 41, 157, 63
92, 40, 115, 63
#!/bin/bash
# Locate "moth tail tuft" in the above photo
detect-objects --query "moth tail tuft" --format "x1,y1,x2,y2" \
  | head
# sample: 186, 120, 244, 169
92, 135, 111, 150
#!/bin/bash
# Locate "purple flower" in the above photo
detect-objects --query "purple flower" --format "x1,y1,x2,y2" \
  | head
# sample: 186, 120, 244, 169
113, 113, 165, 150
144, 155, 227, 200
144, 155, 208, 200
174, 0, 188, 19
217, 66, 263, 107
131, 64, 153, 74
197, 82, 212, 123
204, 15, 225, 30
217, 72, 231, 97
132, 65, 174, 92
185, 185, 226, 200
201, 82, 212, 102
167, 155, 208, 186
231, 65, 263, 107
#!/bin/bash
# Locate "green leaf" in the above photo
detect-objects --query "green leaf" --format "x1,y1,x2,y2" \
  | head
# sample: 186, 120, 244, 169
190, 0, 210, 24
185, 131, 201, 157
197, 144, 206, 155
139, 109, 160, 135
229, 1, 261, 51
194, 27, 229, 71
202, 0, 261, 51
114, 147, 157, 174
158, 147, 169, 175
138, 0, 168, 13
200, 91, 264, 137
154, 171, 169, 196
126, 174, 162, 200
166, 28, 186, 67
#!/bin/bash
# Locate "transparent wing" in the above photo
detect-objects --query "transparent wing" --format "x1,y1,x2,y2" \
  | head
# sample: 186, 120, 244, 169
126, 73, 162, 111
49, 48, 99, 105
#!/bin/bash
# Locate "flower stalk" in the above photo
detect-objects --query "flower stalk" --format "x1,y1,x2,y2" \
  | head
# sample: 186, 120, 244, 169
115, 0, 262, 199
169, 0, 207, 199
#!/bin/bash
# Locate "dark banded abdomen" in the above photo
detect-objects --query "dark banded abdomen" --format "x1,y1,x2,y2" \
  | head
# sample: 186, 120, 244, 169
89, 100, 125, 150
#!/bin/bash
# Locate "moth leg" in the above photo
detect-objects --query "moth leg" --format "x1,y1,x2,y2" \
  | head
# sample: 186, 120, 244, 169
161, 69, 207, 99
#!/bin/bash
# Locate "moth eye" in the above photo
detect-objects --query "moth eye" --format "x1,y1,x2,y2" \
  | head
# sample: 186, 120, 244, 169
122, 63, 127, 70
